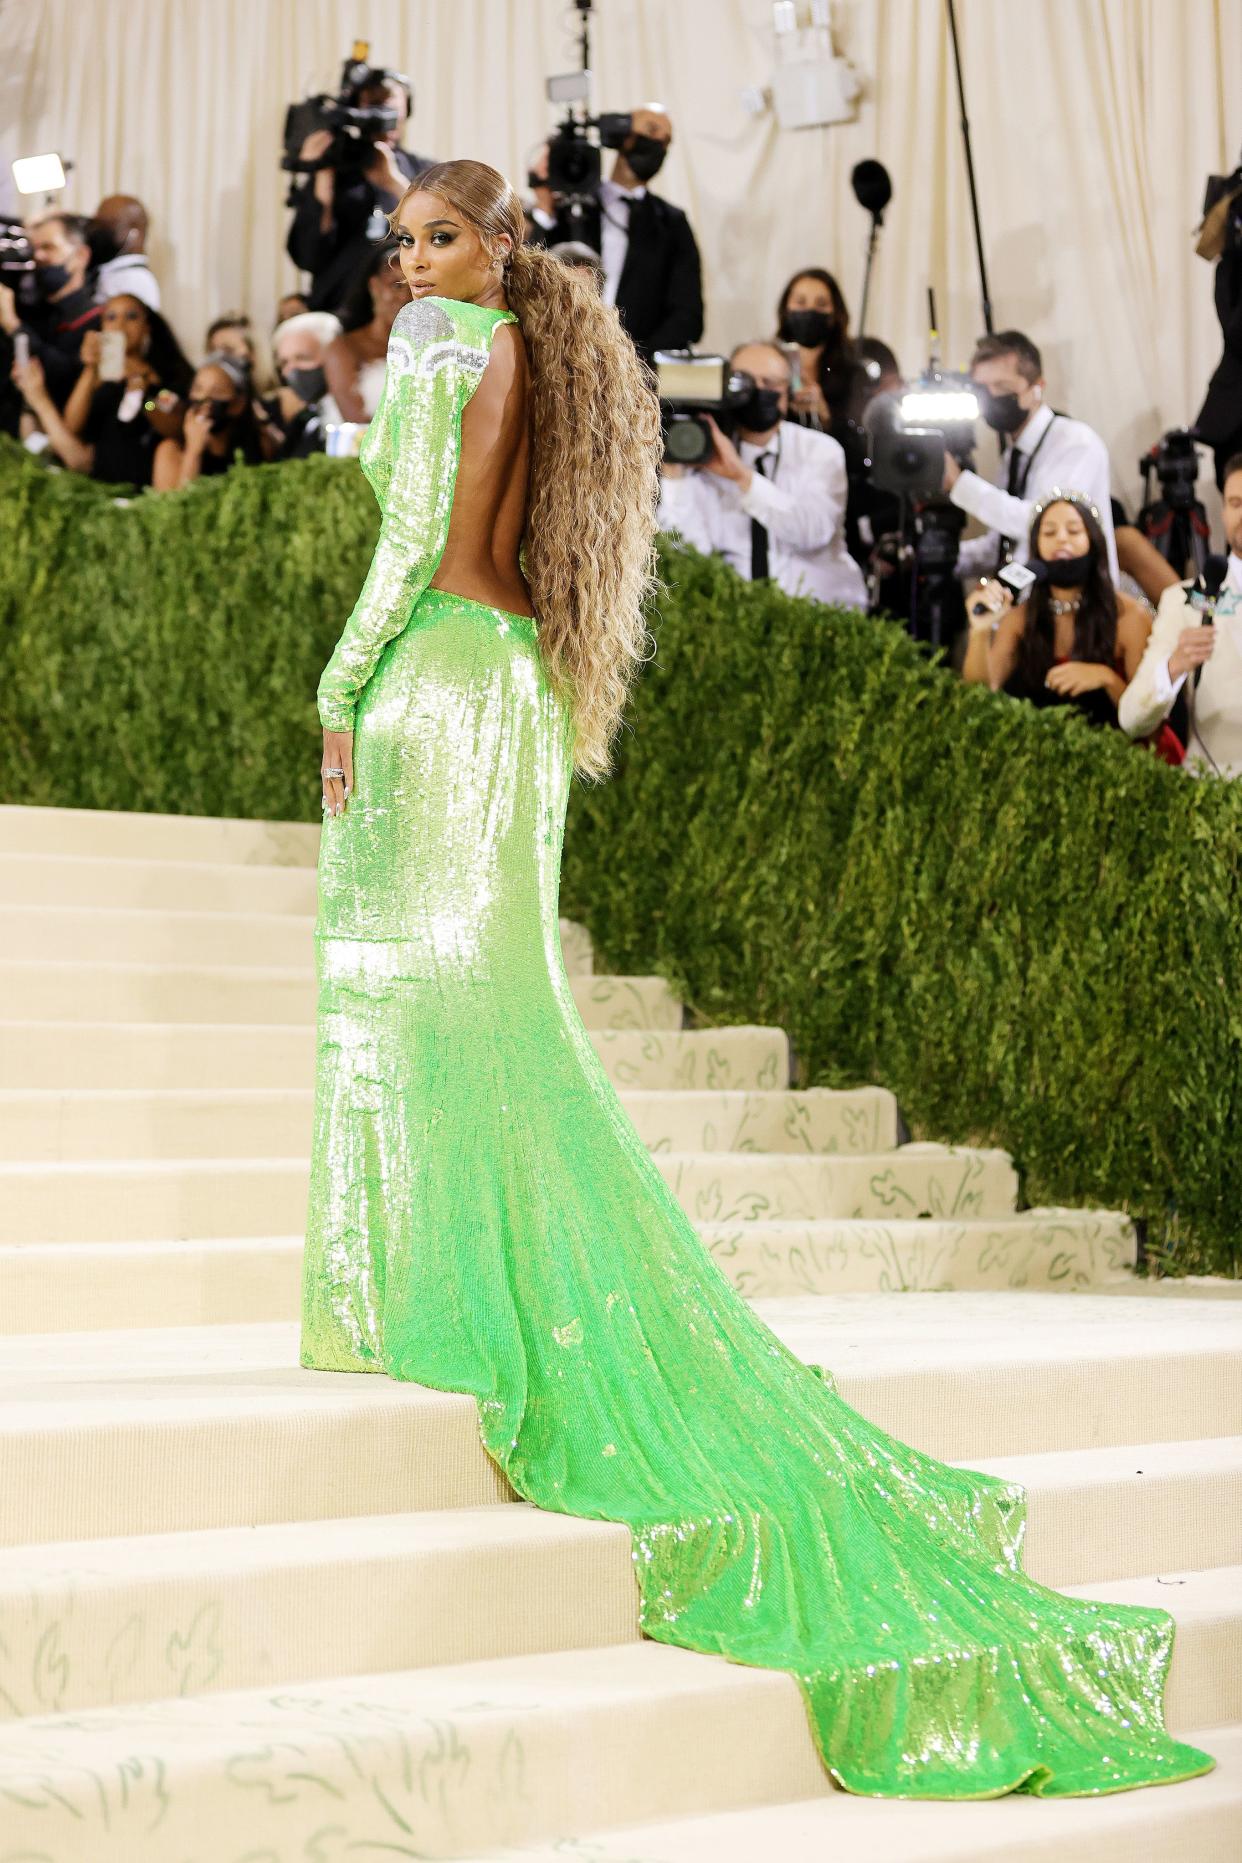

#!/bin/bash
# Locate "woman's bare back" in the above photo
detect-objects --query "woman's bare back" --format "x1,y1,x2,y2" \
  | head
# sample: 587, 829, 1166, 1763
429, 320, 534, 618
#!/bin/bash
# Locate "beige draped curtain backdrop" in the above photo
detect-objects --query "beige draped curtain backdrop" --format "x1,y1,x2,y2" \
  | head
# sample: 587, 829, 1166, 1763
2, 0, 1240, 506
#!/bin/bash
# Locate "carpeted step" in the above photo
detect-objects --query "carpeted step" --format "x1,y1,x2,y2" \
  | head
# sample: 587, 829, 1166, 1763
0, 1020, 789, 1092
473, 1722, 1242, 1863
2, 903, 596, 974
0, 1084, 897, 1164
1, 1298, 1238, 1544
657, 1146, 1018, 1223
0, 1636, 1230, 1862
0, 1487, 1235, 1723
0, 1209, 1135, 1335
0, 959, 671, 1028
701, 1209, 1136, 1294
0, 1504, 639, 1719
0, 802, 320, 864
1, 849, 322, 913
0, 1145, 1016, 1243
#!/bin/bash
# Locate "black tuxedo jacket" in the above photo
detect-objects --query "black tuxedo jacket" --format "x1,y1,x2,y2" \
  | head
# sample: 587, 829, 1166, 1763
531, 191, 704, 358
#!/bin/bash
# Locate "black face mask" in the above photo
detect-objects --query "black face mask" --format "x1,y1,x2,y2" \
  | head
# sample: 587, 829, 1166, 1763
734, 387, 784, 433
779, 308, 836, 348
35, 262, 72, 298
981, 389, 1029, 435
284, 365, 327, 406
1042, 550, 1093, 586
624, 135, 667, 182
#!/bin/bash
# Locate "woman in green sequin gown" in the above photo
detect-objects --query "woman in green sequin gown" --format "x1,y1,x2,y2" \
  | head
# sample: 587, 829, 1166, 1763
302, 162, 1214, 1803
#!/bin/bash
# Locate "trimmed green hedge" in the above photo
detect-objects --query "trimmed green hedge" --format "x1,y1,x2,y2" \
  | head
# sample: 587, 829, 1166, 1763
3, 437, 1239, 1274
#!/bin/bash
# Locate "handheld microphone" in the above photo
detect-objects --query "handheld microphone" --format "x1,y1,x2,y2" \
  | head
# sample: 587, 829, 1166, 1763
1198, 553, 1229, 622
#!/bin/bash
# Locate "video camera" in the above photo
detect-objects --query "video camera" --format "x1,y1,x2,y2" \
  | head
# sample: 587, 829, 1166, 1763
865, 372, 979, 499
0, 221, 36, 315
540, 72, 635, 239
864, 371, 980, 646
282, 41, 411, 178
652, 352, 762, 467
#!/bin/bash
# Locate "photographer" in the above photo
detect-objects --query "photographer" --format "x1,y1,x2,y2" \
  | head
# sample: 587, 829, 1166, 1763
286, 71, 434, 314
1195, 159, 1242, 489
657, 340, 866, 609
0, 212, 100, 411
257, 311, 343, 459
528, 107, 702, 359
1119, 455, 1242, 773
944, 330, 1118, 583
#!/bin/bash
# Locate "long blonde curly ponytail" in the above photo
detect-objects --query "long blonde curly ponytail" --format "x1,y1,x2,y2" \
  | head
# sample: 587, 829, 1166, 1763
389, 160, 663, 781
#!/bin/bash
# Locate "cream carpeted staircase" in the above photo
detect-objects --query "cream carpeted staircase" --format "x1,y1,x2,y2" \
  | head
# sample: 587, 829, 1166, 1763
0, 802, 1239, 1861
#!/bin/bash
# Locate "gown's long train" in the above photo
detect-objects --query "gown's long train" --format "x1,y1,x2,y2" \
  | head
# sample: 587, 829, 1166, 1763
301, 293, 1214, 1800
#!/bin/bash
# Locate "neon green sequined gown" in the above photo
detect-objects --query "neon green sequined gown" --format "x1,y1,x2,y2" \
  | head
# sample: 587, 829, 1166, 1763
302, 294, 1214, 1801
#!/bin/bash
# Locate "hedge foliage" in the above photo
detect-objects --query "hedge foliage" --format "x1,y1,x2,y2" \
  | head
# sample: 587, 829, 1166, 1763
3, 436, 1239, 1274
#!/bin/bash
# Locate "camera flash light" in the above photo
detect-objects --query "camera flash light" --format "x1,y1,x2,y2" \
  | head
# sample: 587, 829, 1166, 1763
900, 389, 979, 423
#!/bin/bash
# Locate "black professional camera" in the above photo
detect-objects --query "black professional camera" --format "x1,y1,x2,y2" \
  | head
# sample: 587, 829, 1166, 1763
537, 70, 636, 241
865, 373, 978, 498
652, 351, 759, 466
1140, 427, 1201, 513
282, 43, 411, 177
0, 220, 36, 313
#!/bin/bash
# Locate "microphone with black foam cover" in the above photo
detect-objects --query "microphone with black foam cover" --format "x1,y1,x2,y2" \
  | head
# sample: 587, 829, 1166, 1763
1198, 553, 1229, 620
851, 160, 892, 224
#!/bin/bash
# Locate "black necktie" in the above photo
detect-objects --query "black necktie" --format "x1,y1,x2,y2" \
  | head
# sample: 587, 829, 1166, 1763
750, 453, 771, 582
1006, 442, 1025, 495
997, 441, 1026, 568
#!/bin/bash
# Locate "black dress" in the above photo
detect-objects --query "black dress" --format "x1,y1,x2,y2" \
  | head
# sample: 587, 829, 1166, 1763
83, 382, 159, 489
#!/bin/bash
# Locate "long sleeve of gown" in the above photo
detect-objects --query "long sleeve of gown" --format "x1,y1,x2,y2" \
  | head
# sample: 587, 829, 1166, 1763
317, 298, 464, 732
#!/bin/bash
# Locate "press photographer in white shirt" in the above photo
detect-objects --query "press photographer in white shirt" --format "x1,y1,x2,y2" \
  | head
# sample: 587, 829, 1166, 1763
1119, 454, 1242, 774
657, 341, 867, 610
944, 329, 1118, 583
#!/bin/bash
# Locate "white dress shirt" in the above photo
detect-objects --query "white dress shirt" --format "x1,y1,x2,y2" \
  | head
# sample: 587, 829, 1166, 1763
93, 252, 162, 311
657, 420, 867, 610
530, 178, 644, 307
953, 401, 1118, 581
1118, 554, 1242, 773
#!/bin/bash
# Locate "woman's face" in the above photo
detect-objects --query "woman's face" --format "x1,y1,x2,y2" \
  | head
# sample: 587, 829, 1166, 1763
392, 190, 508, 305
211, 326, 254, 367
785, 274, 836, 317
101, 294, 148, 354
1036, 500, 1091, 565
188, 364, 245, 434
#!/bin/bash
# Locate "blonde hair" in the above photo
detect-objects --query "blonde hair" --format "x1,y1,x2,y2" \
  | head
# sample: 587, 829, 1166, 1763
388, 159, 662, 781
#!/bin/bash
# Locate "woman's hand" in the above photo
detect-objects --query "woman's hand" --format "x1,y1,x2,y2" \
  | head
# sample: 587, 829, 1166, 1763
182, 401, 213, 458
11, 352, 49, 411
79, 329, 103, 371
966, 578, 1012, 631
321, 730, 354, 818
1045, 660, 1116, 697
791, 382, 830, 424
1168, 624, 1216, 681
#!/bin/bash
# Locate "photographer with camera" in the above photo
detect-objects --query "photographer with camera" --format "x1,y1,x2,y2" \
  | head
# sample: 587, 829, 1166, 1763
1194, 148, 1242, 489
657, 340, 866, 609
944, 330, 1118, 584
527, 107, 702, 359
286, 64, 434, 314
1119, 455, 1242, 774
0, 212, 101, 412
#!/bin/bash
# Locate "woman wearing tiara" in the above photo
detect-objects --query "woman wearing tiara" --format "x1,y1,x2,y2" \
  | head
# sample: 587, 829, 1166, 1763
302, 157, 1213, 1802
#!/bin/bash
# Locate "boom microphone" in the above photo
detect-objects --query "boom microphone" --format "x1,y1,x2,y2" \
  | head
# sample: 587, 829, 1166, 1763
851, 159, 892, 223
